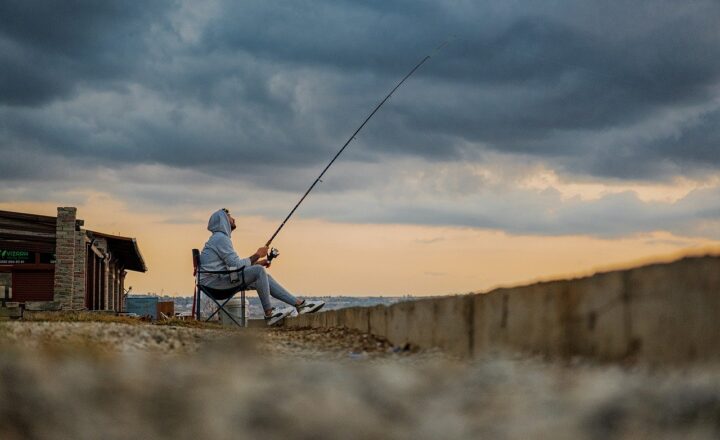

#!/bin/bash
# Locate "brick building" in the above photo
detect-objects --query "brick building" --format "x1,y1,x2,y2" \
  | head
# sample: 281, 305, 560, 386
0, 207, 146, 311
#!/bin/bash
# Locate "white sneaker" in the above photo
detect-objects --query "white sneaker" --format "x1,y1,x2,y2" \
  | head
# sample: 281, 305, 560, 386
296, 300, 325, 314
265, 308, 292, 326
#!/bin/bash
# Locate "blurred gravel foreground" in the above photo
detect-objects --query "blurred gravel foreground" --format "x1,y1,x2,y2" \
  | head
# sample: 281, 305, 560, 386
1, 321, 720, 440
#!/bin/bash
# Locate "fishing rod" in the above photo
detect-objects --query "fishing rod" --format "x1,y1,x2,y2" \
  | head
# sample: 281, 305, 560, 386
265, 40, 451, 263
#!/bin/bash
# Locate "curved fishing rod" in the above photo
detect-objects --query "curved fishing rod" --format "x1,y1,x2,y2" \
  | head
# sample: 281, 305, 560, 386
265, 40, 452, 261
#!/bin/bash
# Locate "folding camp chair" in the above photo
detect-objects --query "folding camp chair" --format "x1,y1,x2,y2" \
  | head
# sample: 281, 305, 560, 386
192, 249, 247, 327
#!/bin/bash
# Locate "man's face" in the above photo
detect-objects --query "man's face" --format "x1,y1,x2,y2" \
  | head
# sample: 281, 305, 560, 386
227, 212, 237, 231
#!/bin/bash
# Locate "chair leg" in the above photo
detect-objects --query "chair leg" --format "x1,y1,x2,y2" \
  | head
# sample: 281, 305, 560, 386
241, 290, 246, 327
195, 280, 202, 320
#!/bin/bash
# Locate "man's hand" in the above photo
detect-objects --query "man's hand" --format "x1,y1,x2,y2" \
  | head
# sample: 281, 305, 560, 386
249, 246, 269, 264
256, 259, 271, 268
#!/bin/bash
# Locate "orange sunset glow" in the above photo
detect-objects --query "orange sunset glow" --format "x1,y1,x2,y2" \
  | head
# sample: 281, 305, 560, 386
3, 193, 718, 297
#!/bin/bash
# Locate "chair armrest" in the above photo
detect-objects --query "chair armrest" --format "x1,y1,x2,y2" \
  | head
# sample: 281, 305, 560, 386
196, 267, 246, 275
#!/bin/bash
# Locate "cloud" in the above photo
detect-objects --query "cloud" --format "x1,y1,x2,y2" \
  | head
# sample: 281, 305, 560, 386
1, 0, 719, 240
2, 158, 718, 241
2, 0, 720, 177
260, 158, 720, 239
0, 1, 174, 106
415, 237, 445, 245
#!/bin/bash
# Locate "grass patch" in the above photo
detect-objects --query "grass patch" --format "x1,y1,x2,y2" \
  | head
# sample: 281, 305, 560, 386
23, 311, 143, 325
153, 317, 223, 329
22, 311, 225, 330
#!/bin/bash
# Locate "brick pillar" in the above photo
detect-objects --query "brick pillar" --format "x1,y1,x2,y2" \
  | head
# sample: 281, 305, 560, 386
72, 230, 87, 310
53, 207, 77, 309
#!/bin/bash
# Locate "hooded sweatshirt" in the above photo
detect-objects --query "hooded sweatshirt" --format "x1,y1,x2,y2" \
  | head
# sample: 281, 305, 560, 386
199, 209, 252, 284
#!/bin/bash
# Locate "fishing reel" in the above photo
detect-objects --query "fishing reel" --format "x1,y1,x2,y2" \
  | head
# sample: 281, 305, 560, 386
267, 247, 280, 263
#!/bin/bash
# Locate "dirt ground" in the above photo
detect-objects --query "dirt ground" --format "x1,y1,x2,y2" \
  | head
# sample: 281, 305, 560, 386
1, 318, 719, 440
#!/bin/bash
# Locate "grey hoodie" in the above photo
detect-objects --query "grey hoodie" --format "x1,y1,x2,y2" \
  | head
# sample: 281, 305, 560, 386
199, 209, 252, 284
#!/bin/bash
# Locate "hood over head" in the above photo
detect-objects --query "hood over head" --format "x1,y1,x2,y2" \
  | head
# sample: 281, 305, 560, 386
207, 209, 232, 236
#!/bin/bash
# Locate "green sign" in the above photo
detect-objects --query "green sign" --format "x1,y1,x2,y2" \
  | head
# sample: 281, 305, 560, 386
0, 249, 33, 264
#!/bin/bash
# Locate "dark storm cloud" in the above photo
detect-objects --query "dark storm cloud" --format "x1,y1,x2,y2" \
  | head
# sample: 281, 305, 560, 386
641, 107, 720, 171
1, 0, 720, 239
0, 0, 174, 106
199, 0, 720, 165
2, 0, 720, 179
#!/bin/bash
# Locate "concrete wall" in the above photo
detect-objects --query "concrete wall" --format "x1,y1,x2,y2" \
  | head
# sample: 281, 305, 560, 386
285, 255, 720, 364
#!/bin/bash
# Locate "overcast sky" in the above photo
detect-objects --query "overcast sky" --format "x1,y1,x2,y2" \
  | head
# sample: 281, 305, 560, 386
2, 0, 720, 241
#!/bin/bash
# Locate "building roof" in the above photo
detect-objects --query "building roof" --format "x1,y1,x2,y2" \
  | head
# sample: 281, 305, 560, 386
0, 208, 147, 272
0, 209, 58, 253
0, 209, 56, 224
87, 231, 148, 273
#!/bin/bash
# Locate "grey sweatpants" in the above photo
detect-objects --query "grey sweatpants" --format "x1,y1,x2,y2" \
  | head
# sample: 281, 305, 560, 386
203, 265, 298, 311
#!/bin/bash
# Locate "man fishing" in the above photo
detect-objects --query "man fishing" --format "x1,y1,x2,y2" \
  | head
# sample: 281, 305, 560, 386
196, 44, 444, 326
199, 208, 324, 325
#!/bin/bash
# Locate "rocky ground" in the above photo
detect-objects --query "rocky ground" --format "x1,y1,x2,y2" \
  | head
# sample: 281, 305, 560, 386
0, 318, 719, 440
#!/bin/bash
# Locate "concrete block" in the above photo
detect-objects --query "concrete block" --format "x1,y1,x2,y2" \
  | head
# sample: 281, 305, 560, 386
626, 256, 720, 364
247, 319, 267, 328
324, 310, 339, 328
368, 305, 388, 339
0, 304, 22, 319
335, 308, 350, 328
24, 301, 62, 311
404, 298, 436, 350
309, 312, 325, 328
301, 313, 314, 328
564, 271, 629, 360
472, 293, 488, 355
500, 282, 565, 356
342, 307, 369, 333
432, 295, 473, 357
322, 311, 332, 328
474, 288, 513, 353
303, 315, 313, 328
284, 314, 302, 328
474, 274, 629, 361
385, 301, 414, 347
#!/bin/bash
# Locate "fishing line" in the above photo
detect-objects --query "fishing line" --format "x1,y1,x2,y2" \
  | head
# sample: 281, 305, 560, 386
265, 39, 453, 262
